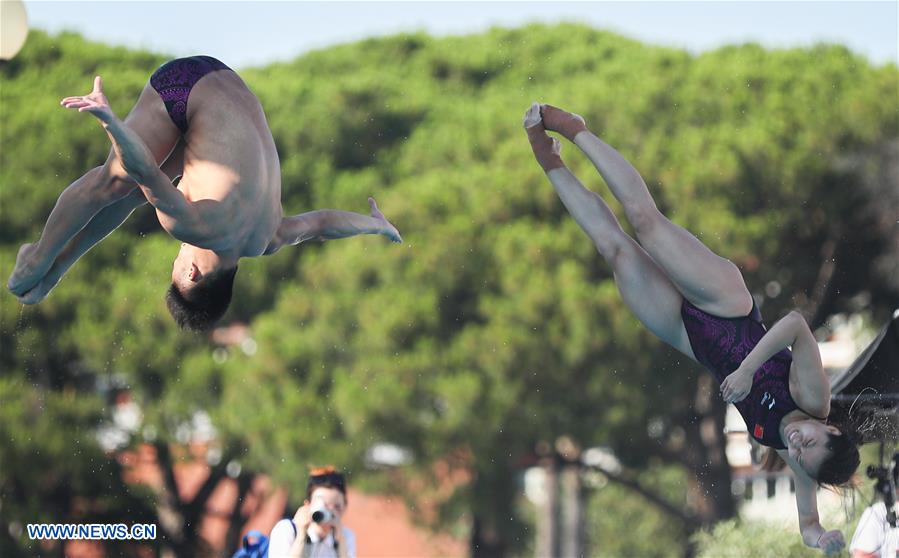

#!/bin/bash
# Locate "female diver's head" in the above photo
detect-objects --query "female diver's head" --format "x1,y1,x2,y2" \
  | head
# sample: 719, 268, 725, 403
784, 420, 860, 486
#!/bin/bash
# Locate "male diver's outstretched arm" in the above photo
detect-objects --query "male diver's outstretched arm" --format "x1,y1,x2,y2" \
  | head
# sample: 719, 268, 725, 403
780, 449, 846, 554
8, 80, 181, 298
62, 77, 199, 225
264, 197, 402, 255
721, 311, 829, 413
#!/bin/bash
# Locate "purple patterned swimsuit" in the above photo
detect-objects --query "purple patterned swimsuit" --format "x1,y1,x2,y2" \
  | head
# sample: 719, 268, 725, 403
149, 56, 232, 133
681, 299, 797, 449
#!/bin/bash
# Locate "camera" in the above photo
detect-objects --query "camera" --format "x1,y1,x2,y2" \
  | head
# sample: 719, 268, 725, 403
310, 505, 334, 524
867, 451, 899, 527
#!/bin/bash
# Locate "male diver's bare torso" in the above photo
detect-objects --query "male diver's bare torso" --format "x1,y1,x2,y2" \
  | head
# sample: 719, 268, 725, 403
169, 70, 282, 257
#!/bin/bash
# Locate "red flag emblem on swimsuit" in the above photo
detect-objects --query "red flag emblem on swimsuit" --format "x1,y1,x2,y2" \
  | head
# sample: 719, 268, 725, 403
754, 424, 764, 438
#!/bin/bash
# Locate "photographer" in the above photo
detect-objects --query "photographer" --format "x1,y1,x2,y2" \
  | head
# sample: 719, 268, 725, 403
268, 467, 356, 558
850, 496, 899, 558
851, 452, 899, 558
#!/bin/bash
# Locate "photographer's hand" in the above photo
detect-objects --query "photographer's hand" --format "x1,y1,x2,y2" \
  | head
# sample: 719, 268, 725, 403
331, 513, 349, 558
293, 503, 313, 530
287, 504, 312, 558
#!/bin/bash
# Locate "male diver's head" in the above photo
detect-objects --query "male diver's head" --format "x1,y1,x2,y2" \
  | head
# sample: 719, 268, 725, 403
166, 244, 237, 331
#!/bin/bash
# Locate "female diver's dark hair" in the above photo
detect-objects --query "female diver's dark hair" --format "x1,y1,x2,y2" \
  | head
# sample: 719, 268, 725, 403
761, 432, 860, 489
814, 399, 899, 488
165, 266, 238, 331
761, 404, 870, 489
816, 426, 861, 486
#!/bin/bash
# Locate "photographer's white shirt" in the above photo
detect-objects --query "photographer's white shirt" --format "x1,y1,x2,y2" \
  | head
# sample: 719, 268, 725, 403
267, 519, 357, 558
850, 502, 899, 558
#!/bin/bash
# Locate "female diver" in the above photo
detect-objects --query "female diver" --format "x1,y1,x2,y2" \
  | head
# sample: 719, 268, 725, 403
524, 102, 859, 554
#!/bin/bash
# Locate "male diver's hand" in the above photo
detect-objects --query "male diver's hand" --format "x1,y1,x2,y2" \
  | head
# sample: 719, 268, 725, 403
816, 529, 845, 556
368, 197, 403, 243
61, 76, 115, 123
721, 365, 754, 404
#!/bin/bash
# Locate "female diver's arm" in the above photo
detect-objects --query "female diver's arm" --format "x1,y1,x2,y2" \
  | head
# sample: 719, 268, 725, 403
722, 311, 829, 408
781, 450, 846, 554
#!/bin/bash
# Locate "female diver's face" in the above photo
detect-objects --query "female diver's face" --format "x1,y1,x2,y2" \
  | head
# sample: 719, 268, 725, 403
784, 420, 841, 477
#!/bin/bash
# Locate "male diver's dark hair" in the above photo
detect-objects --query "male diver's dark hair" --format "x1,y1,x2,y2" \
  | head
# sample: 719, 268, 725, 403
165, 266, 237, 331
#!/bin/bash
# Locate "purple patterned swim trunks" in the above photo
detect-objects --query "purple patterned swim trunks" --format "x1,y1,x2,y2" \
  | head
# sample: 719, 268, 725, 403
149, 56, 232, 133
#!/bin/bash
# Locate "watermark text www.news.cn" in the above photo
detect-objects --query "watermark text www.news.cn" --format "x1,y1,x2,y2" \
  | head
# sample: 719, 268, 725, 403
27, 523, 157, 541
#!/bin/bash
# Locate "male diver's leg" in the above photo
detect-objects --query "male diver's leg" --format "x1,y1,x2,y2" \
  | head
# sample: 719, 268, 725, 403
9, 84, 180, 295
16, 141, 185, 304
526, 104, 693, 357
17, 189, 148, 304
541, 104, 752, 317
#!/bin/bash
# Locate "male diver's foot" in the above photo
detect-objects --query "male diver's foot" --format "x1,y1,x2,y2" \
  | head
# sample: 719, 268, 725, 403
18, 253, 74, 304
540, 104, 588, 142
368, 197, 403, 243
8, 243, 50, 296
524, 102, 565, 172
17, 276, 55, 305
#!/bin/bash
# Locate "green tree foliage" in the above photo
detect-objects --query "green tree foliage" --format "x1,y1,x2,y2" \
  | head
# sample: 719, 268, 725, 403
693, 510, 871, 558
694, 519, 824, 558
695, 468, 890, 558
586, 467, 690, 558
1, 25, 897, 557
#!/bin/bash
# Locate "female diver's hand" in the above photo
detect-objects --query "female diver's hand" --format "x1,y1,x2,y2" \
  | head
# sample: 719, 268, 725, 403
817, 529, 845, 555
721, 366, 754, 404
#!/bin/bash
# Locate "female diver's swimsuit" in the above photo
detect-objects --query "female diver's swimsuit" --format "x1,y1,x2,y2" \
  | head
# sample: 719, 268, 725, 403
149, 55, 232, 133
681, 299, 823, 449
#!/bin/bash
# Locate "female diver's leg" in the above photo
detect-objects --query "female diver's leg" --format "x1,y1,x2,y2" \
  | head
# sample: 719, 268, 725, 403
541, 105, 753, 317
526, 104, 694, 357
9, 83, 180, 295
16, 140, 186, 304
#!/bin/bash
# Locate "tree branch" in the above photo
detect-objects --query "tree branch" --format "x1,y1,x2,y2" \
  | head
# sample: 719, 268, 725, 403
223, 472, 256, 557
802, 229, 841, 328
152, 441, 187, 549
586, 462, 700, 530
182, 455, 232, 534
